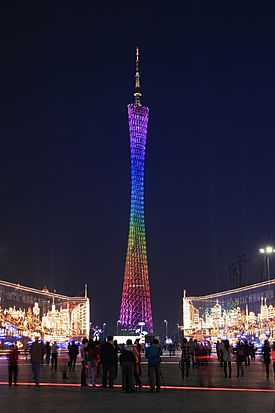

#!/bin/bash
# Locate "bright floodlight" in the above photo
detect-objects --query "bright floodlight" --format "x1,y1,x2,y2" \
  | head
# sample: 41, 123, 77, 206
259, 249, 265, 254
266, 246, 273, 254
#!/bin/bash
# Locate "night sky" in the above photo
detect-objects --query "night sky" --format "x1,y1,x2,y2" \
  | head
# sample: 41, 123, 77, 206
1, 3, 275, 335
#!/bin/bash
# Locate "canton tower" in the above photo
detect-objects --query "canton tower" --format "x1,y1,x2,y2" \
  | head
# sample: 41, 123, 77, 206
119, 48, 153, 334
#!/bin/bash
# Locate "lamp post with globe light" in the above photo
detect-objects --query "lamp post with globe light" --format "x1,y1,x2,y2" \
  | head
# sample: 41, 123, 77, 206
116, 320, 121, 336
259, 246, 275, 281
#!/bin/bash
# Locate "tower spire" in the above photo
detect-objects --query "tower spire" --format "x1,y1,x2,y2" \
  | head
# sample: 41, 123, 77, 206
134, 46, 142, 106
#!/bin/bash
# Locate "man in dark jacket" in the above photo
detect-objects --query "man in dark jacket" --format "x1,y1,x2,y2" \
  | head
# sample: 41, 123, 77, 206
30, 337, 43, 386
8, 344, 19, 386
101, 336, 116, 388
119, 343, 135, 393
145, 339, 162, 392
68, 340, 79, 371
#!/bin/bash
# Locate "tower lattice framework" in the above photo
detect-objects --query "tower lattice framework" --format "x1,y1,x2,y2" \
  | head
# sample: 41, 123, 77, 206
119, 48, 153, 333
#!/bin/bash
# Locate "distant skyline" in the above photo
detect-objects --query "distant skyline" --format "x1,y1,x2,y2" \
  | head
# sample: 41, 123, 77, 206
1, 3, 275, 335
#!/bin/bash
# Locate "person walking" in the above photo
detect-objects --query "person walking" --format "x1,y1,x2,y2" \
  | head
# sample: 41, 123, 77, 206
235, 341, 245, 378
51, 341, 58, 371
222, 339, 232, 378
180, 338, 191, 378
119, 345, 135, 392
101, 336, 116, 388
45, 342, 51, 366
30, 337, 43, 386
262, 340, 271, 379
8, 343, 19, 386
145, 339, 162, 392
80, 338, 89, 387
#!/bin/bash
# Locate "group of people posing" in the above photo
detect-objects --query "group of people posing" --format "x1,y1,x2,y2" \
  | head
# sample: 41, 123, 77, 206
80, 336, 162, 392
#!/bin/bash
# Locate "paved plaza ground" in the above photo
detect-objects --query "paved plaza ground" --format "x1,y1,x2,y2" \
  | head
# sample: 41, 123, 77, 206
0, 353, 275, 412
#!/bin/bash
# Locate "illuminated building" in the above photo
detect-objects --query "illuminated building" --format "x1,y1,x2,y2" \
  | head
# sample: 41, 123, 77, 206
182, 279, 275, 343
0, 279, 90, 345
119, 48, 153, 333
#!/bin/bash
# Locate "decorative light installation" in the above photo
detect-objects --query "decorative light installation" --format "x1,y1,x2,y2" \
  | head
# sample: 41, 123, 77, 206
119, 48, 153, 333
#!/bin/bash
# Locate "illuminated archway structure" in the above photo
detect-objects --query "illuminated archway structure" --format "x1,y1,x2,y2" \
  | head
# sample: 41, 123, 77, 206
119, 48, 153, 333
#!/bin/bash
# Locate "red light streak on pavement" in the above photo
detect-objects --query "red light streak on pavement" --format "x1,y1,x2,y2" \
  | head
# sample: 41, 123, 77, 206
0, 382, 274, 393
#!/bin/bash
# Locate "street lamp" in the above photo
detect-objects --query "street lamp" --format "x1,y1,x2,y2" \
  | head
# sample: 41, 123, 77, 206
259, 246, 275, 281
116, 320, 121, 336
103, 322, 106, 341
164, 319, 168, 340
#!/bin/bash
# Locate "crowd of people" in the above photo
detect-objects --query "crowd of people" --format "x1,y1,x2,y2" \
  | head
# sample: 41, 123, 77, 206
6, 335, 275, 389
180, 337, 275, 380
6, 336, 163, 392
79, 336, 162, 392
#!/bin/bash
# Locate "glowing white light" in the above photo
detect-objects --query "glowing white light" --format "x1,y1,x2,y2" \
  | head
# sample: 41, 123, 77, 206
266, 246, 273, 254
259, 249, 265, 254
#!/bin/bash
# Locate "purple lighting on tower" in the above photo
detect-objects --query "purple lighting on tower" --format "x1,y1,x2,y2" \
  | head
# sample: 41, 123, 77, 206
119, 48, 153, 333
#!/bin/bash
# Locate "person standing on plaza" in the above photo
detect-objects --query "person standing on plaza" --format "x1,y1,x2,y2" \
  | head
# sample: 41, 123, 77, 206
244, 340, 250, 366
101, 336, 116, 388
45, 342, 51, 366
135, 339, 142, 376
180, 338, 191, 378
51, 341, 58, 371
189, 338, 195, 367
145, 338, 162, 392
119, 344, 135, 392
30, 337, 43, 386
8, 343, 19, 386
222, 339, 232, 378
262, 339, 271, 379
40, 341, 45, 366
87, 339, 100, 387
124, 339, 142, 390
113, 340, 120, 380
235, 341, 245, 378
80, 338, 89, 387
216, 341, 221, 361
250, 342, 256, 361
68, 340, 79, 371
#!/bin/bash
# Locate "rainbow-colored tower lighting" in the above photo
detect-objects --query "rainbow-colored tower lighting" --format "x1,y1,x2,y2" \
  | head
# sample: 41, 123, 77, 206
119, 48, 153, 333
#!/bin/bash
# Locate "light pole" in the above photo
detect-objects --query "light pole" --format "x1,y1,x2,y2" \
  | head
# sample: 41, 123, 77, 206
259, 246, 275, 281
103, 322, 106, 341
116, 320, 121, 336
164, 319, 168, 340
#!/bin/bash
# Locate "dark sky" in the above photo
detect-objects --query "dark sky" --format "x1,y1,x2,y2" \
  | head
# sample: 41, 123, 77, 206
1, 2, 275, 336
